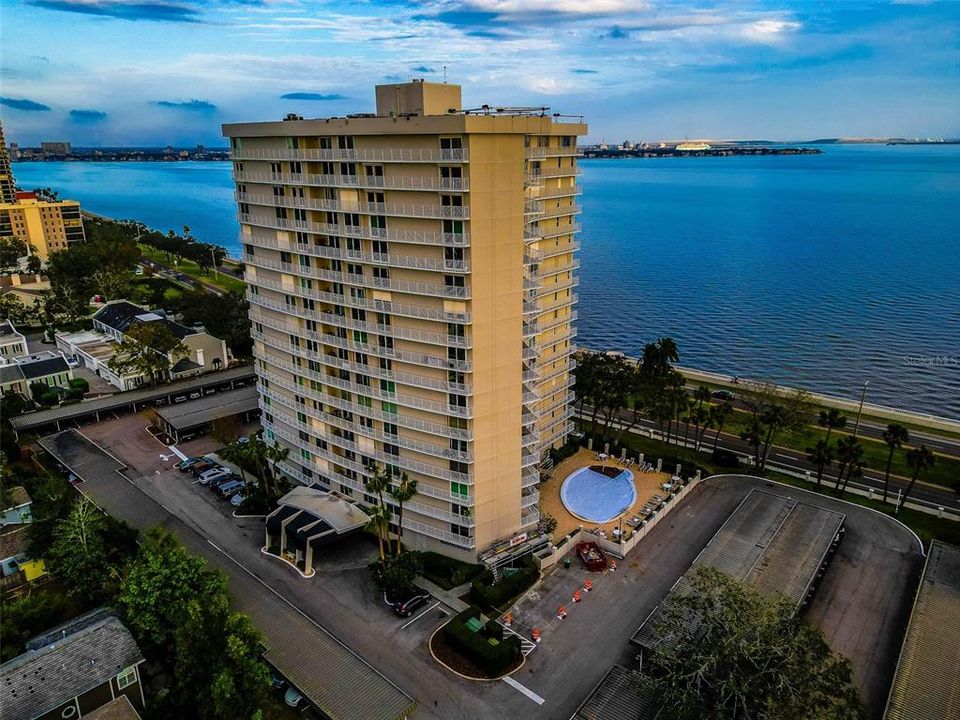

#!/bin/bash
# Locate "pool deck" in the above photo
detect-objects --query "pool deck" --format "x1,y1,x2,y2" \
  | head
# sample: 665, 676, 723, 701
541, 448, 673, 543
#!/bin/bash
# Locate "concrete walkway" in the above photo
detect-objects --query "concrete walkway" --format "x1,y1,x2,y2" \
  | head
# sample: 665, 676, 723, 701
415, 576, 472, 613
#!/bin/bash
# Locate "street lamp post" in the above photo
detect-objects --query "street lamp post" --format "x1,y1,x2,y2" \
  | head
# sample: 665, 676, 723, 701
853, 381, 869, 437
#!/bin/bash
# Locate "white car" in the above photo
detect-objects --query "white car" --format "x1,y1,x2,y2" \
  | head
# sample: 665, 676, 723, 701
230, 493, 246, 507
64, 356, 80, 369
198, 467, 230, 485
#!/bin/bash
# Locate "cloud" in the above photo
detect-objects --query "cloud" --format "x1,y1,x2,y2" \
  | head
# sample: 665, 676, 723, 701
0, 97, 51, 111
70, 108, 108, 121
608, 24, 629, 38
571, 68, 598, 74
26, 0, 202, 22
280, 92, 348, 101
153, 98, 217, 111
412, 65, 436, 73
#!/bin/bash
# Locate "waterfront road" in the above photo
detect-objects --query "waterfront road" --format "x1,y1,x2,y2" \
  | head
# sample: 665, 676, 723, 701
579, 408, 960, 515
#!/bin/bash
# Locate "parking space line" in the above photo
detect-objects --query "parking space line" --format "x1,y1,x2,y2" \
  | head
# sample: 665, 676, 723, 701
400, 601, 441, 630
502, 676, 545, 705
168, 446, 189, 461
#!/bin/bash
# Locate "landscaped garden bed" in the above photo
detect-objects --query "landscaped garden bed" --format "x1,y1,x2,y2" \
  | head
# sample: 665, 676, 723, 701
470, 557, 539, 612
429, 605, 522, 680
421, 551, 484, 590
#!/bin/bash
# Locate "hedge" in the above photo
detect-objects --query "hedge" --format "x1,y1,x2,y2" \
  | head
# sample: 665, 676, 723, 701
442, 605, 520, 677
470, 558, 538, 610
68, 378, 89, 392
422, 551, 484, 590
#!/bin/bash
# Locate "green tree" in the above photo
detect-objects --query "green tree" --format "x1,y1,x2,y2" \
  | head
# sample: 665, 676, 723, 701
389, 471, 418, 555
171, 584, 271, 720
647, 566, 864, 720
0, 590, 71, 662
108, 321, 188, 387
897, 445, 936, 516
25, 254, 42, 275
365, 503, 391, 562
0, 236, 28, 270
47, 497, 110, 600
709, 401, 733, 453
265, 439, 289, 501
835, 435, 865, 493
739, 382, 814, 474
818, 408, 848, 447
638, 337, 679, 378
173, 290, 252, 356
119, 528, 221, 652
806, 439, 834, 490
881, 424, 909, 505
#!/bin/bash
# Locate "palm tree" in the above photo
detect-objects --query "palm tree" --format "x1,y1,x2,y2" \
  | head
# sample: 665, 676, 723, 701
897, 446, 936, 516
693, 385, 712, 411
881, 424, 909, 505
365, 463, 392, 510
365, 504, 390, 561
818, 409, 847, 447
834, 435, 864, 492
388, 472, 418, 555
220, 440, 250, 487
807, 440, 833, 490
710, 401, 733, 453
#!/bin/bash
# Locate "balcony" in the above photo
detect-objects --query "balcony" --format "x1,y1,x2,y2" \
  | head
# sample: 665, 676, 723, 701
236, 191, 470, 220
238, 213, 469, 247
233, 170, 469, 192
524, 146, 580, 159
232, 147, 469, 163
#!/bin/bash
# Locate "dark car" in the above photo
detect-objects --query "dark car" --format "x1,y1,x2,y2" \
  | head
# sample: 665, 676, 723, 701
391, 592, 431, 618
711, 389, 736, 401
190, 460, 218, 476
178, 456, 205, 472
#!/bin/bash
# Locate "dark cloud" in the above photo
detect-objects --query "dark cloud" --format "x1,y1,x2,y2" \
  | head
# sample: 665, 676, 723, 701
27, 0, 201, 22
571, 68, 598, 74
0, 97, 51, 111
153, 99, 217, 111
70, 108, 108, 121
412, 65, 436, 73
280, 92, 348, 101
608, 25, 629, 39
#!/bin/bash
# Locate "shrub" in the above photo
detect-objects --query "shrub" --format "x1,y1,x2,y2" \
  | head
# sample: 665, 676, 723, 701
442, 605, 521, 677
371, 551, 424, 601
549, 438, 581, 464
68, 378, 89, 392
65, 387, 85, 400
39, 390, 60, 406
470, 558, 538, 610
422, 551, 483, 590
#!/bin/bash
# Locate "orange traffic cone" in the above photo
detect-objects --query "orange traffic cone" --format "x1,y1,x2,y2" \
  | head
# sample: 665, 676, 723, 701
557, 605, 567, 620
504, 612, 512, 627
573, 589, 582, 603
532, 627, 541, 643
609, 560, 617, 572
584, 579, 593, 592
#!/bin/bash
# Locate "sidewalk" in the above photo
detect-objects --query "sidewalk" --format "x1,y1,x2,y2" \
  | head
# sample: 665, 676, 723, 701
415, 576, 472, 613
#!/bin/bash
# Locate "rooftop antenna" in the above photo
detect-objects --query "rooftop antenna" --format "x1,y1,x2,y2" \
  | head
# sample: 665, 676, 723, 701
443, 65, 447, 84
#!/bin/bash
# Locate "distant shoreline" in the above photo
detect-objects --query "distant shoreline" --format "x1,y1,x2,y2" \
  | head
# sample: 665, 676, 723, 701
582, 146, 822, 159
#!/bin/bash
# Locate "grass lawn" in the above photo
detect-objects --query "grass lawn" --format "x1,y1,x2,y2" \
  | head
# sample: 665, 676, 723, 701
718, 406, 960, 491
139, 244, 246, 294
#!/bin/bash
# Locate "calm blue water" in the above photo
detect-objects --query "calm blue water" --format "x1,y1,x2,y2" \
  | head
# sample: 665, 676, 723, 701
13, 145, 960, 418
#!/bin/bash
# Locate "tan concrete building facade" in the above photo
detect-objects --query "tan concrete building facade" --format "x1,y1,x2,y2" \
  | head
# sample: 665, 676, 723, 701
223, 81, 584, 559
0, 193, 85, 259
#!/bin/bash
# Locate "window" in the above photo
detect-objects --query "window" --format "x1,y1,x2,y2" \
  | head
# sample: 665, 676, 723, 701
440, 137, 463, 150
382, 401, 398, 415
372, 240, 388, 255
450, 438, 468, 453
440, 166, 462, 180
444, 246, 464, 264
450, 481, 469, 496
444, 275, 465, 288
440, 194, 463, 207
366, 165, 384, 177
449, 393, 467, 408
447, 323, 465, 337
383, 443, 399, 457
448, 371, 465, 385
451, 524, 471, 538
370, 215, 387, 230
450, 460, 468, 474
338, 136, 354, 150
373, 267, 390, 280
384, 422, 398, 436
117, 666, 138, 690
380, 379, 396, 394
448, 347, 466, 363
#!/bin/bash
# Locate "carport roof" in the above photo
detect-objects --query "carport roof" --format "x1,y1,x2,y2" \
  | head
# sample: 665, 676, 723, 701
9, 365, 256, 431
884, 540, 960, 720
278, 486, 369, 534
154, 385, 259, 430
571, 665, 662, 720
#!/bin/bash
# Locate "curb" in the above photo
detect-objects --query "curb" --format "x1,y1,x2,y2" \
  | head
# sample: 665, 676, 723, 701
427, 619, 526, 682
259, 546, 314, 578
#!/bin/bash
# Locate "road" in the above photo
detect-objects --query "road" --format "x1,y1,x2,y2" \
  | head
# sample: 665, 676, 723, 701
138, 257, 237, 297
580, 407, 960, 514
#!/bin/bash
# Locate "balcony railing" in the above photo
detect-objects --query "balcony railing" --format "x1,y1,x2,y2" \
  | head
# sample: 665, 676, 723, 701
232, 147, 469, 163
238, 213, 469, 247
237, 191, 469, 220
524, 145, 580, 159
233, 170, 469, 192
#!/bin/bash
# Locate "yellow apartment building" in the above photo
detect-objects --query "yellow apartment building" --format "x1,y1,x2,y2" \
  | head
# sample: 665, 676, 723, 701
0, 192, 85, 260
223, 80, 585, 560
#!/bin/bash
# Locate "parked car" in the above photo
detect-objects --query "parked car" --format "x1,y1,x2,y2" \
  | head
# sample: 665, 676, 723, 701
391, 591, 432, 618
217, 479, 245, 498
189, 460, 218, 476
199, 467, 231, 485
178, 456, 205, 472
154, 398, 168, 407
188, 391, 201, 400
173, 395, 188, 404
711, 389, 736, 401
67, 473, 82, 486
284, 687, 304, 708
65, 356, 80, 369
237, 436, 250, 445
203, 387, 217, 396
209, 473, 240, 489
230, 493, 247, 508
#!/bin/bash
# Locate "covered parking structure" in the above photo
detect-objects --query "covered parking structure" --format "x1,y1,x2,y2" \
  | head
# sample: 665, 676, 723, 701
632, 489, 845, 651
153, 385, 260, 442
9, 366, 255, 438
265, 487, 370, 577
884, 540, 960, 720
570, 665, 662, 720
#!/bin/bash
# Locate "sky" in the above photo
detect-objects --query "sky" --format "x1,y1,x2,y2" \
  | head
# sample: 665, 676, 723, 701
0, 0, 958, 146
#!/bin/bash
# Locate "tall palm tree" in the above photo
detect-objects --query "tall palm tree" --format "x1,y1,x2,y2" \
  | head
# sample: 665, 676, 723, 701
833, 435, 864, 492
693, 385, 712, 411
881, 424, 909, 505
365, 463, 392, 510
897, 446, 936, 516
807, 440, 833, 490
388, 472, 418, 555
818, 409, 847, 447
265, 440, 289, 501
220, 440, 250, 486
710, 401, 733, 453
365, 504, 390, 561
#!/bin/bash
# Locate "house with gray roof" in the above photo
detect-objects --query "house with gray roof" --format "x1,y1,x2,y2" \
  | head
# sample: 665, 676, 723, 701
0, 351, 72, 398
0, 608, 146, 720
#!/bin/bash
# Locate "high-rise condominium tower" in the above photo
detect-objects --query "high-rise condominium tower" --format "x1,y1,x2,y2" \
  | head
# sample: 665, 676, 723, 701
223, 81, 585, 559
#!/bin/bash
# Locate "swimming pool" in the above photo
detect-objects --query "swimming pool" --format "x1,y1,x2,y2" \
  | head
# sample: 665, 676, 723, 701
560, 465, 637, 523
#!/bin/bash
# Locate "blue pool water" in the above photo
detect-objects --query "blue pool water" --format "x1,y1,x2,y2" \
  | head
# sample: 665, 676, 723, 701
560, 466, 637, 523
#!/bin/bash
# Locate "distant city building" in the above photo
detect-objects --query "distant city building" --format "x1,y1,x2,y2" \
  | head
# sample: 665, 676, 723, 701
0, 126, 86, 261
8, 142, 20, 161
223, 79, 585, 560
676, 141, 711, 151
40, 141, 71, 155
0, 121, 15, 204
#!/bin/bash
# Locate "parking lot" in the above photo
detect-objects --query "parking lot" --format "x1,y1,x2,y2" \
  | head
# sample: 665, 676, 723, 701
35, 417, 923, 720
